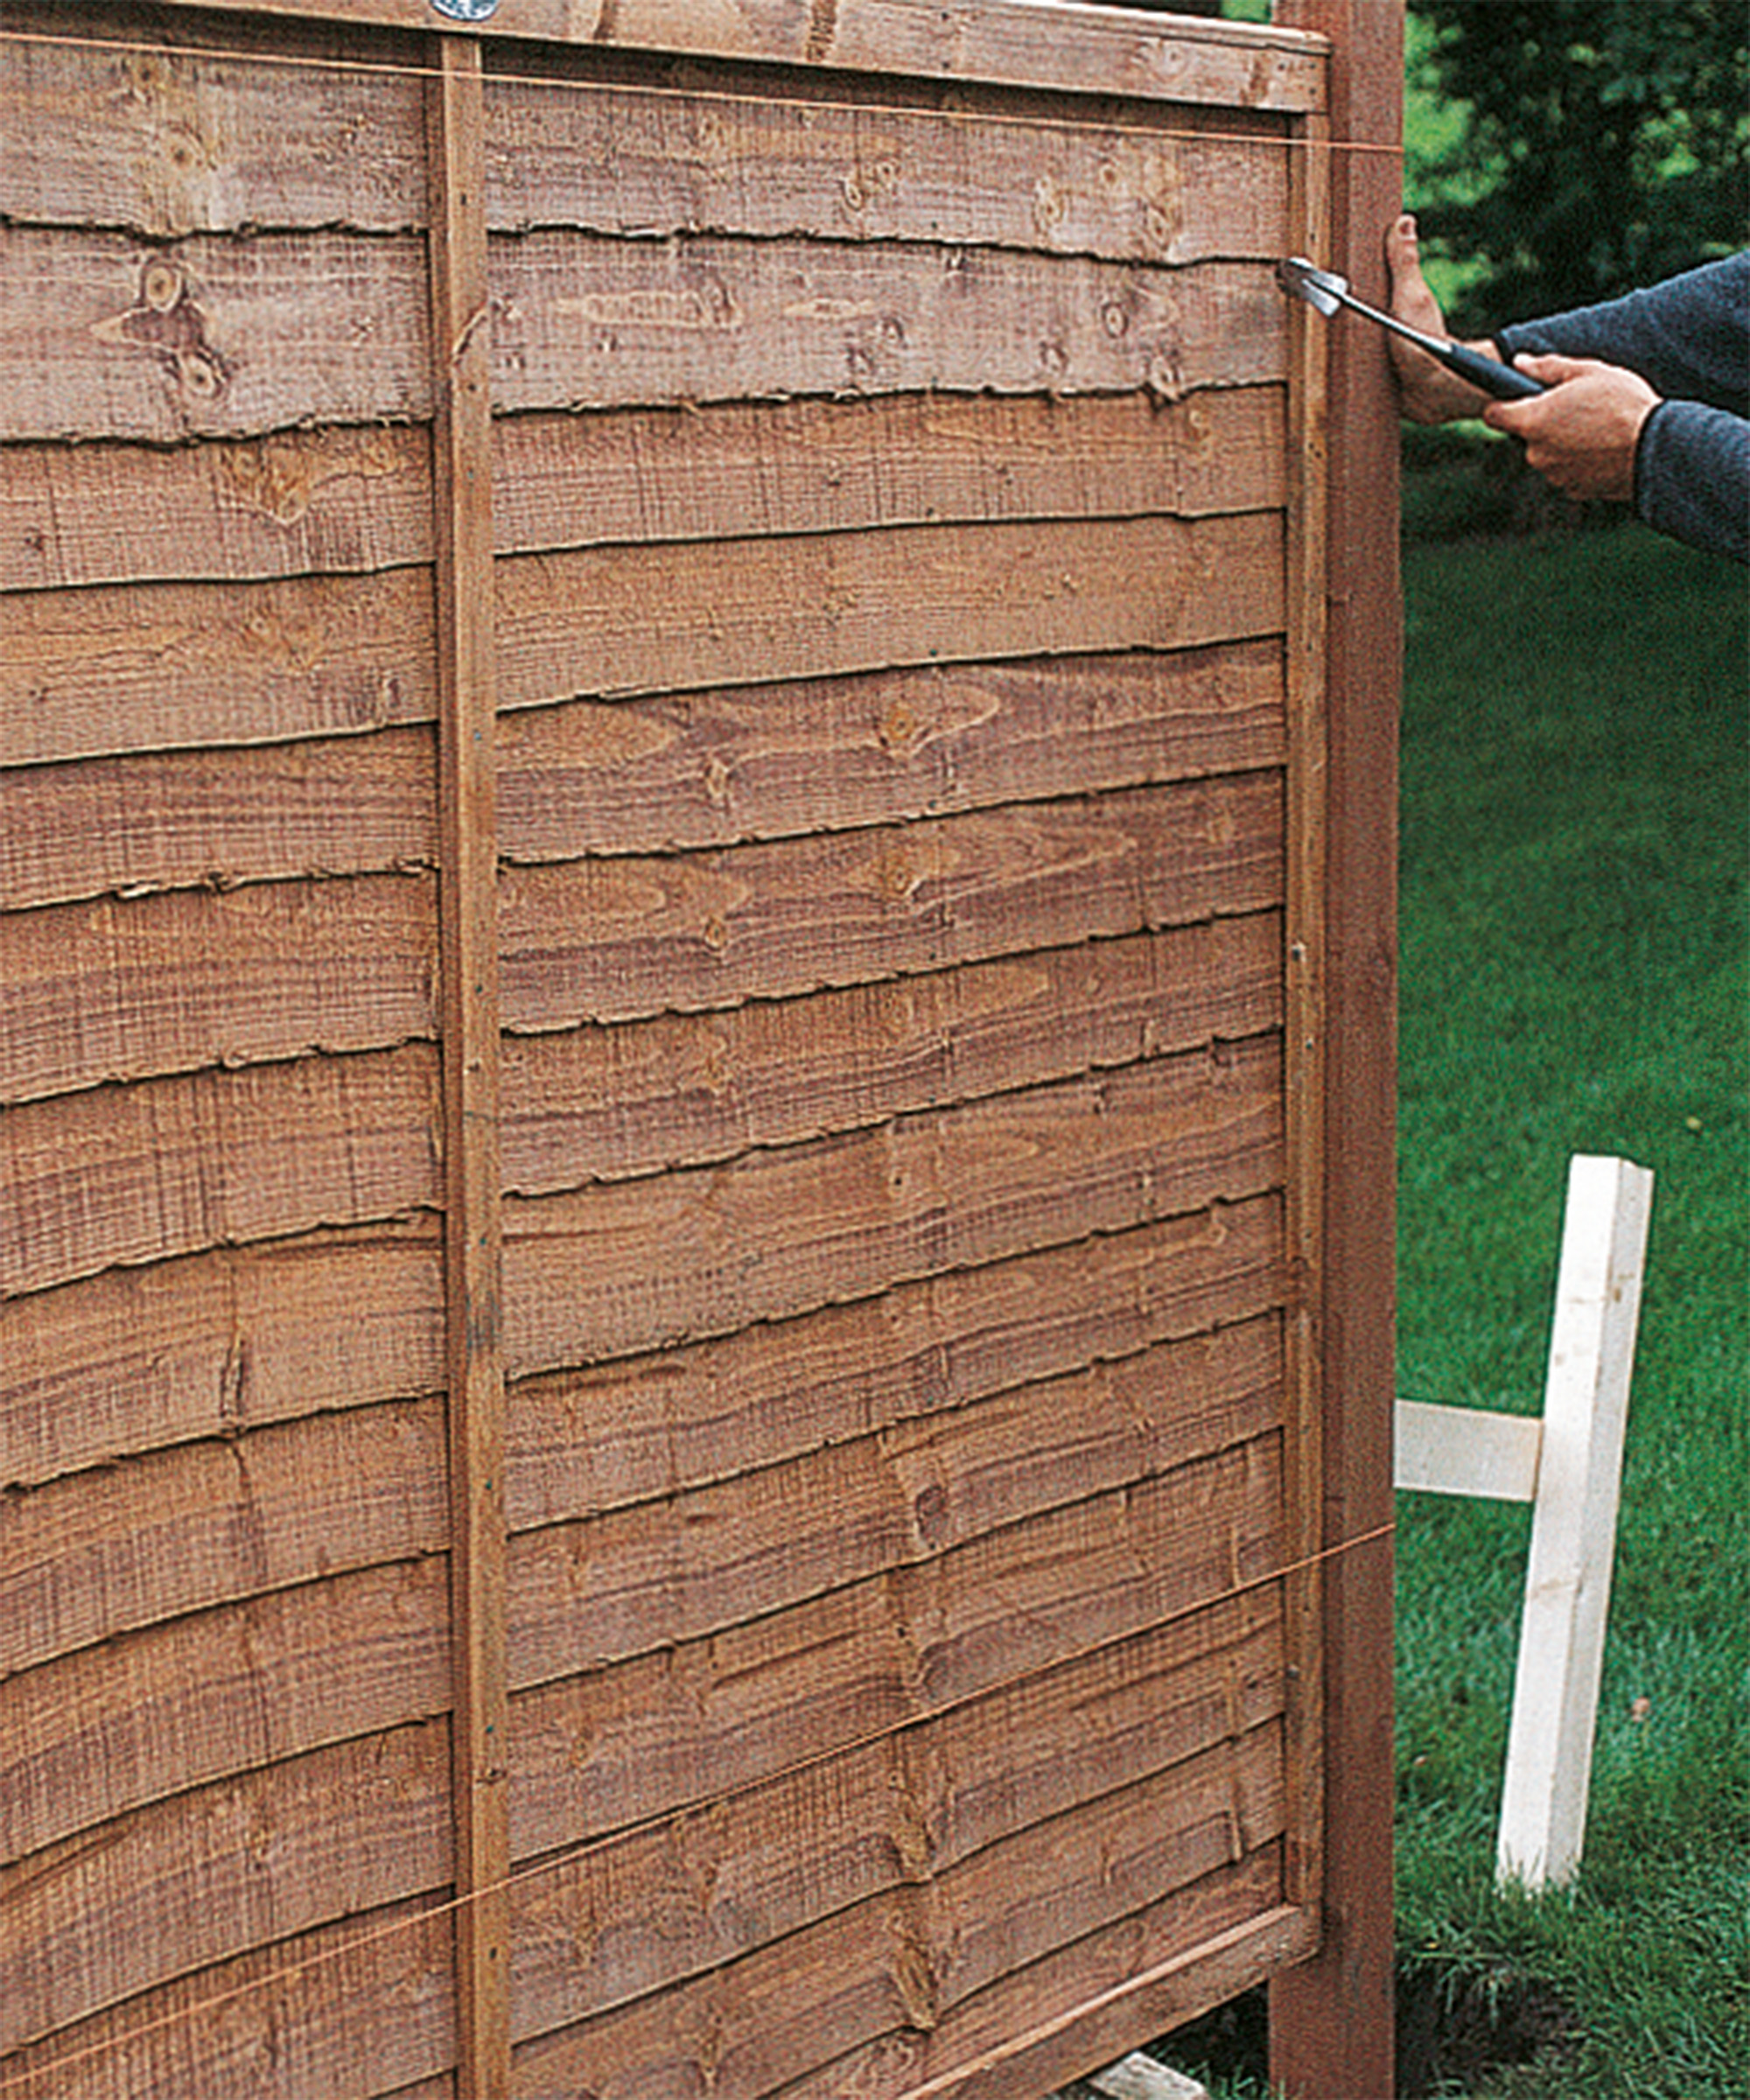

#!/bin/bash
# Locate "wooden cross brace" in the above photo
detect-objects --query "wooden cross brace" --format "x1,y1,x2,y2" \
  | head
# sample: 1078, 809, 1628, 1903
1395, 1153, 1655, 1893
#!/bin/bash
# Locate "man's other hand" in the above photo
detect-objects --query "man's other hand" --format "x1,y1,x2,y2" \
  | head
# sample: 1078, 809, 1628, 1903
1383, 213, 1498, 423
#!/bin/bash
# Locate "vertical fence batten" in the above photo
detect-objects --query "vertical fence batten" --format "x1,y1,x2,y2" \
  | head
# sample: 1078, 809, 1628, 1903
1279, 88, 1332, 1923
427, 35, 511, 2099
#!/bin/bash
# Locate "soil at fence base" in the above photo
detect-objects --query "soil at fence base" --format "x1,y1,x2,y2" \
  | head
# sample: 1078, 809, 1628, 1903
1151, 1960, 1579, 2096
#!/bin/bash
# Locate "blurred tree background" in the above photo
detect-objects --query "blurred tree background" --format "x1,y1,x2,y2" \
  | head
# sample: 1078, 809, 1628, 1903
1403, 0, 1747, 330
1191, 0, 1750, 324
1109, 3, 1746, 522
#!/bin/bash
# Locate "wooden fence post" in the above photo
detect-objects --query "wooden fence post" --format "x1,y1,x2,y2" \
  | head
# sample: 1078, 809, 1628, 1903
1267, 3, 1402, 2095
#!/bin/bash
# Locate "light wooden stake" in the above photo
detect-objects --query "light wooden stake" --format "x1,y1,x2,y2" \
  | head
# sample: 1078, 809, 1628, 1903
1392, 1154, 1653, 1893
1496, 1155, 1652, 1890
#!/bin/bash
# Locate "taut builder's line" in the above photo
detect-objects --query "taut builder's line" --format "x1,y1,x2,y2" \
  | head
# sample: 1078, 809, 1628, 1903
0, 1519, 1394, 2096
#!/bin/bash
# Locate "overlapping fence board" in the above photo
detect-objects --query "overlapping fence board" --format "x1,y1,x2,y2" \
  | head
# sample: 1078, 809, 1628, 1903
505, 1196, 1284, 1528
3, 872, 437, 1102
0, 1222, 446, 1485
0, 731, 437, 910
0, 1900, 458, 2100
0, 3, 1375, 2096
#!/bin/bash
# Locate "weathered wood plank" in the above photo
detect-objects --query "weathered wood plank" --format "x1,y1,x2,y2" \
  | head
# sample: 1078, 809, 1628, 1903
497, 641, 1284, 864
494, 514, 1284, 716
504, 1428, 1285, 1704
491, 387, 1284, 557
0, 224, 433, 443
510, 1721, 1284, 2046
500, 774, 1284, 1035
0, 22, 1292, 252
0, 1045, 440, 1298
0, 1894, 454, 2100
509, 1324, 1281, 1683
0, 426, 434, 592
0, 1557, 451, 1866
2, 514, 1278, 770
486, 79, 1287, 262
2, 514, 1279, 770
0, 729, 435, 914
794, 1874, 1309, 2100
126, 1, 1327, 116
509, 1579, 1281, 1866
503, 916, 1281, 1196
0, 640, 1279, 913
495, 387, 1284, 553
749, 2, 1326, 112
0, 228, 1280, 441
0, 1221, 444, 1490
2, 392, 1282, 594
0, 1398, 447, 1678
3, 872, 437, 1105
509, 1850, 1285, 2096
0, 1193, 1268, 1503
0, 565, 437, 770
508, 1195, 1282, 1530
505, 1035, 1284, 1377
0, 1722, 451, 2057
858, 1725, 1283, 2027
0, 9, 427, 236
489, 240, 1284, 412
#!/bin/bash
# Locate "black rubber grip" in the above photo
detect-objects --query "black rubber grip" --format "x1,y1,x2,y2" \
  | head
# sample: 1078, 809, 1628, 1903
1440, 340, 1547, 401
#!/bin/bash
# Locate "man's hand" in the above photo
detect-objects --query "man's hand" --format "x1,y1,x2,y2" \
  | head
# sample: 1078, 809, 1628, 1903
1383, 213, 1500, 423
1483, 354, 1661, 503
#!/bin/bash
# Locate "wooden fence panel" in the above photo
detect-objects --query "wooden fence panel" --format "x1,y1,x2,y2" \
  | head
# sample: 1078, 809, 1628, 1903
0, 4, 1373, 2095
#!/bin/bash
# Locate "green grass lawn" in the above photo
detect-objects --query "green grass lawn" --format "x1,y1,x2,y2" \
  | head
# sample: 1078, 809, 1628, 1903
1163, 521, 1747, 2098
1393, 522, 1748, 2097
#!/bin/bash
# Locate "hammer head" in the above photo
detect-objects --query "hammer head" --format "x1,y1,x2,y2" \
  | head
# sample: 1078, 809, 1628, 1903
1275, 256, 1348, 318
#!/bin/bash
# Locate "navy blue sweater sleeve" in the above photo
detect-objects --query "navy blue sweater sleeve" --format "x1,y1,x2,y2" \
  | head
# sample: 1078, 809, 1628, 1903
1496, 254, 1749, 563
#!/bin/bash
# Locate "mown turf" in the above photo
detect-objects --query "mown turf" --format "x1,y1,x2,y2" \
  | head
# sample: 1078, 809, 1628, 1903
1393, 522, 1748, 2097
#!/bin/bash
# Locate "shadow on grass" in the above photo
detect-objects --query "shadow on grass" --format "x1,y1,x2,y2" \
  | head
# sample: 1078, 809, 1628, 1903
1153, 1956, 1579, 2098
1400, 423, 1620, 545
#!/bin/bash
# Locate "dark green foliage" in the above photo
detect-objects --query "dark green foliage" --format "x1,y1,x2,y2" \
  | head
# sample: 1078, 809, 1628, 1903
1409, 0, 1749, 332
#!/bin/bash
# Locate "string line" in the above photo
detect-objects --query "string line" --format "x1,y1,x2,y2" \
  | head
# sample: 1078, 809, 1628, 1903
0, 22, 1405, 162
0, 1516, 1394, 2096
